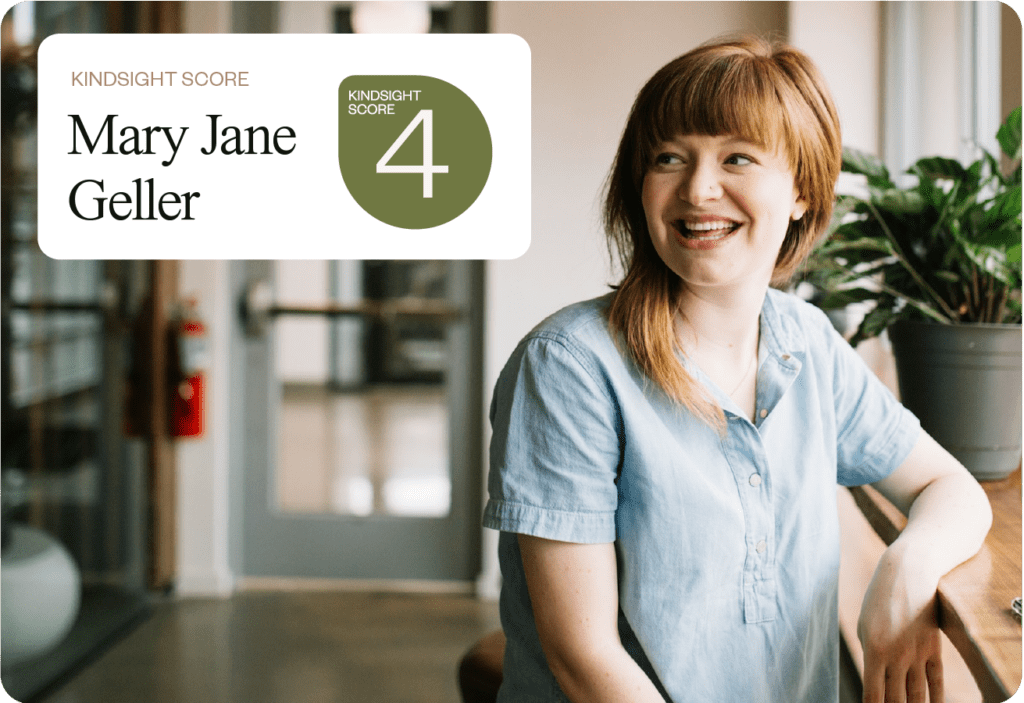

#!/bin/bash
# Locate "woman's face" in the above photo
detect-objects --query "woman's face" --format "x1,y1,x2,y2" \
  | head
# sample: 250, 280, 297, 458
641, 133, 806, 296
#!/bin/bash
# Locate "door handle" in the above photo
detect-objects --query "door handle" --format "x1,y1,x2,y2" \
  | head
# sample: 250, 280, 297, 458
240, 279, 464, 337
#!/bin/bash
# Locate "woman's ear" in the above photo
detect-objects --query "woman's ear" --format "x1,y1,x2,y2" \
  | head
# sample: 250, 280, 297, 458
791, 195, 808, 222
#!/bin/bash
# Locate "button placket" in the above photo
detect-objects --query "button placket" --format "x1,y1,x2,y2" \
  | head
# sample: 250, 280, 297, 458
722, 424, 777, 624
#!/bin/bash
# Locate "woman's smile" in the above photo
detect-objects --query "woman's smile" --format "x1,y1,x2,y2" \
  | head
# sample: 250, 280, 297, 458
672, 218, 742, 248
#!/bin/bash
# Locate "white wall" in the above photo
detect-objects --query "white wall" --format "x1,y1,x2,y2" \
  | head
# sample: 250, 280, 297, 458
918, 2, 960, 159
789, 2, 881, 155
175, 260, 235, 596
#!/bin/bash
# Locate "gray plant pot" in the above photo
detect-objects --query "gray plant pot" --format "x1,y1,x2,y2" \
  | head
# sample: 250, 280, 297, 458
888, 320, 1022, 481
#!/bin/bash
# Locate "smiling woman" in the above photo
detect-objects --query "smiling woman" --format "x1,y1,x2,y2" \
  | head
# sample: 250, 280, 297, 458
483, 34, 992, 703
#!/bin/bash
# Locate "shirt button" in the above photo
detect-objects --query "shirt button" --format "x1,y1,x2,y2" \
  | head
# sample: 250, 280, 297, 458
781, 354, 791, 361
749, 473, 762, 487
759, 408, 768, 419
755, 540, 767, 554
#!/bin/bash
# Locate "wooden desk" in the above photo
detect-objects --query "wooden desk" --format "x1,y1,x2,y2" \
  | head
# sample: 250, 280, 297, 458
844, 469, 1021, 702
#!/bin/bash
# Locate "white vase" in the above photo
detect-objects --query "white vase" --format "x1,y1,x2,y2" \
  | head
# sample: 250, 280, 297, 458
1, 524, 82, 668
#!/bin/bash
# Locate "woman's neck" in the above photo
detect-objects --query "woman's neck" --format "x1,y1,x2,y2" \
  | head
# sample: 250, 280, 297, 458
675, 284, 765, 355
675, 283, 765, 420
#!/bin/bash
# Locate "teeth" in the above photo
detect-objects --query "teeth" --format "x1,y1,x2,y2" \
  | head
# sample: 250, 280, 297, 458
675, 220, 738, 242
686, 230, 730, 241
685, 220, 735, 232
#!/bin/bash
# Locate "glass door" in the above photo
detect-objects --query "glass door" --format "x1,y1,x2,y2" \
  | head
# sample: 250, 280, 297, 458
2, 5, 156, 698
239, 260, 483, 583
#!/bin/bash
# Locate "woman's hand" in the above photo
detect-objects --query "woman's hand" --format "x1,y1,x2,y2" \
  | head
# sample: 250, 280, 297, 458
857, 545, 944, 703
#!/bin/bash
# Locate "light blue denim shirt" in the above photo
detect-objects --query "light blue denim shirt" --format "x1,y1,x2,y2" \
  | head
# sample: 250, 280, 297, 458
483, 289, 920, 703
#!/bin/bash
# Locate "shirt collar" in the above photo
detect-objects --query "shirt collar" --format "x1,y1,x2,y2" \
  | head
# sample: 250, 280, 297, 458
760, 289, 808, 363
674, 289, 809, 418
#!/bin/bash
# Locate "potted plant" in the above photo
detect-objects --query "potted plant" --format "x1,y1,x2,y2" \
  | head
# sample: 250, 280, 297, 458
804, 107, 1022, 480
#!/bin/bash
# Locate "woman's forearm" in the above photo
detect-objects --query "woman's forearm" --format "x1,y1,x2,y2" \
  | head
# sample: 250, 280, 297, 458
545, 640, 666, 703
889, 474, 991, 594
879, 433, 992, 585
518, 534, 666, 703
857, 430, 992, 703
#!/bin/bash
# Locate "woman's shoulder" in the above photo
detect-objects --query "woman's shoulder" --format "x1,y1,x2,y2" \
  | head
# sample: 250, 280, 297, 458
526, 293, 615, 345
501, 293, 622, 381
763, 288, 858, 373
763, 287, 839, 343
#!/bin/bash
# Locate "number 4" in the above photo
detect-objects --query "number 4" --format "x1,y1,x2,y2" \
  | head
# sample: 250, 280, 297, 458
376, 109, 449, 198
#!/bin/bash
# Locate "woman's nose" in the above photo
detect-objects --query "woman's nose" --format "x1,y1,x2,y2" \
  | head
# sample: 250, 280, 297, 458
678, 161, 723, 204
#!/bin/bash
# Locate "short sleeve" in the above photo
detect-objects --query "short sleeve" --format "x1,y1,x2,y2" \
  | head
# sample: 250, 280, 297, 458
483, 334, 621, 543
829, 324, 921, 486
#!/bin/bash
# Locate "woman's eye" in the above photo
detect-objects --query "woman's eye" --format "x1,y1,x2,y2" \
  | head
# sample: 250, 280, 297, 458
725, 154, 753, 166
654, 153, 682, 166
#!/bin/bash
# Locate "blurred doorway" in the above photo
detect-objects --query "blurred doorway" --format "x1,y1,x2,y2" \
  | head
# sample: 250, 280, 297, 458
239, 260, 484, 583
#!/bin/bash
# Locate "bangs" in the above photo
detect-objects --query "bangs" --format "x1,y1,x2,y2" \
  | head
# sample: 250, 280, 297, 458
639, 52, 797, 170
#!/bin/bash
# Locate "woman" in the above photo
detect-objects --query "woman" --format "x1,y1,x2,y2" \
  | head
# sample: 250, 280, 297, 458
483, 35, 992, 703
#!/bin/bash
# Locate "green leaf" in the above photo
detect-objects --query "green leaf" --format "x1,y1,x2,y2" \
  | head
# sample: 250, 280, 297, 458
997, 106, 1022, 162
911, 174, 948, 213
981, 150, 1013, 188
911, 156, 968, 183
1009, 242, 1022, 264
830, 194, 859, 222
842, 147, 892, 189
993, 183, 1022, 216
819, 287, 881, 309
957, 241, 1020, 288
974, 185, 1024, 246
875, 189, 927, 215
820, 232, 891, 251
850, 301, 898, 346
968, 157, 985, 185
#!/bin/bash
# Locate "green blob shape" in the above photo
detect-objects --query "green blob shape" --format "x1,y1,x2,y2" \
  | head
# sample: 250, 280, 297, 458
339, 75, 492, 230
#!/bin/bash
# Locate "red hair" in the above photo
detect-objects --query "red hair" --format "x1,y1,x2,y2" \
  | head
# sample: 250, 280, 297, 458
603, 35, 842, 428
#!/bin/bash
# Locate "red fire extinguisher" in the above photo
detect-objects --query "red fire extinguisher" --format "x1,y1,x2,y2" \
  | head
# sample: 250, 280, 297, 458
171, 298, 208, 438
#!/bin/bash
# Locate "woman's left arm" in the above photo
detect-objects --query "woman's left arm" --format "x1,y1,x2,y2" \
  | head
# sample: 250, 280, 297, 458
857, 429, 993, 703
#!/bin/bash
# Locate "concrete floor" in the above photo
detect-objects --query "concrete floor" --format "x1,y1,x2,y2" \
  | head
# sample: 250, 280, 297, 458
36, 591, 501, 703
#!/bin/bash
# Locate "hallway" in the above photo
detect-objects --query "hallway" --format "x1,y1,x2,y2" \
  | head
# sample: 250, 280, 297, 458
35, 591, 500, 703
